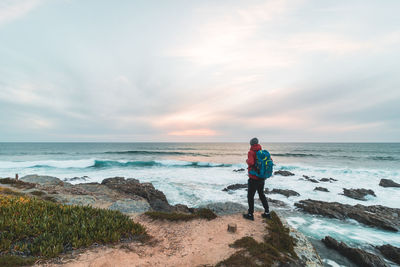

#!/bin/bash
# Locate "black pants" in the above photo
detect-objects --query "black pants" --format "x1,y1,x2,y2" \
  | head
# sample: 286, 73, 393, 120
247, 178, 269, 214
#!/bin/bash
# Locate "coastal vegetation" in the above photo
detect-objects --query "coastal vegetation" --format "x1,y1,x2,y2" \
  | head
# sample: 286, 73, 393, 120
144, 208, 217, 221
217, 211, 298, 266
0, 188, 147, 266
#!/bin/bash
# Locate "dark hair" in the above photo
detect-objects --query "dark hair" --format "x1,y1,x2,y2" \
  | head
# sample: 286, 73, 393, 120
250, 137, 258, 145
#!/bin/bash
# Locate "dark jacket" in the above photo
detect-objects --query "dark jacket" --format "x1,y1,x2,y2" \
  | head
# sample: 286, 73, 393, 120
246, 144, 262, 180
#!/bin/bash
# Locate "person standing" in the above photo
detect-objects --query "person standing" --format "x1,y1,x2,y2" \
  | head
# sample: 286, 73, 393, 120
243, 137, 271, 220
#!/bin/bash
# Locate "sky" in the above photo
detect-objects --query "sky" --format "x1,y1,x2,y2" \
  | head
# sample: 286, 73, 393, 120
0, 0, 399, 142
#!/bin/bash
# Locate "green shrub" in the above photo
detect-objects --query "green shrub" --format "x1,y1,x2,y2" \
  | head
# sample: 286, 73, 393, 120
0, 255, 35, 267
0, 194, 147, 263
144, 208, 217, 221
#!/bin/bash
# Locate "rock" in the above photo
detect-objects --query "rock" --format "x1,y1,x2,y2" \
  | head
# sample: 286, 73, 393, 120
322, 236, 389, 267
222, 183, 247, 191
108, 199, 151, 213
20, 174, 64, 186
227, 223, 237, 233
233, 168, 245, 172
314, 187, 329, 192
200, 202, 249, 216
265, 188, 300, 197
63, 195, 96, 206
64, 176, 89, 182
274, 170, 295, 176
302, 175, 319, 183
319, 177, 337, 182
295, 199, 400, 232
342, 188, 376, 201
173, 204, 194, 214
376, 244, 400, 265
379, 179, 400, 188
278, 214, 324, 266
101, 177, 172, 212
266, 198, 288, 207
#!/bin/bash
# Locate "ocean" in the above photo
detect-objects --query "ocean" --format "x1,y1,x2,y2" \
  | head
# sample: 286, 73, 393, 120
1, 142, 399, 254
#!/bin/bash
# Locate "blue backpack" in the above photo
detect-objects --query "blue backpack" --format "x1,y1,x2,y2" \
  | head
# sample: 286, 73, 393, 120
249, 150, 273, 179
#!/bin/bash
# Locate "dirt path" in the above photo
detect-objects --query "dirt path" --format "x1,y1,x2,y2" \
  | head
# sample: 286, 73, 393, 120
47, 212, 268, 267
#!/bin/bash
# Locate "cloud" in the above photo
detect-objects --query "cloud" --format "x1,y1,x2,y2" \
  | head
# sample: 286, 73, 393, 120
0, 0, 43, 26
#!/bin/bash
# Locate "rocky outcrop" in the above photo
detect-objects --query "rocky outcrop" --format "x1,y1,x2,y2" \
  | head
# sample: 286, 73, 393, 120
265, 188, 300, 197
314, 187, 329, 192
5, 174, 186, 214
376, 244, 400, 265
274, 170, 295, 176
342, 188, 376, 201
303, 175, 319, 183
20, 174, 64, 186
322, 236, 389, 267
101, 177, 173, 212
379, 179, 400, 188
319, 177, 337, 182
222, 183, 247, 191
277, 213, 323, 266
233, 168, 245, 172
295, 199, 400, 232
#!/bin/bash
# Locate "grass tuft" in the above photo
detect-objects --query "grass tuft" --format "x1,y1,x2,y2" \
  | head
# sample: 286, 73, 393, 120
0, 255, 36, 267
0, 193, 147, 263
144, 208, 217, 221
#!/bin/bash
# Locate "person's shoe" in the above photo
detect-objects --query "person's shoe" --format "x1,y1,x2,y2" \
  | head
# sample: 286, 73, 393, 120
261, 212, 271, 219
243, 213, 254, 221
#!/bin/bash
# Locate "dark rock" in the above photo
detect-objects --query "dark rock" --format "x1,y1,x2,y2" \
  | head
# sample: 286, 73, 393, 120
64, 176, 89, 182
379, 179, 400, 188
266, 198, 288, 207
302, 175, 319, 183
342, 188, 376, 201
319, 177, 337, 182
101, 177, 172, 212
314, 187, 329, 192
322, 236, 389, 267
295, 199, 400, 232
265, 188, 300, 197
274, 170, 295, 176
233, 168, 245, 172
200, 202, 249, 216
376, 244, 400, 265
173, 204, 194, 214
222, 183, 247, 191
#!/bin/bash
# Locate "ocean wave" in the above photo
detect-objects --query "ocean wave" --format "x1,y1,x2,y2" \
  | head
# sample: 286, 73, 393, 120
90, 160, 232, 169
0, 159, 95, 169
103, 150, 209, 157
0, 159, 232, 169
367, 156, 398, 161
273, 153, 321, 158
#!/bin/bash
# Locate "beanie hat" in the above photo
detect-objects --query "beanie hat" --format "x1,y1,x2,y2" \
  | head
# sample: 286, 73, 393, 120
250, 137, 258, 146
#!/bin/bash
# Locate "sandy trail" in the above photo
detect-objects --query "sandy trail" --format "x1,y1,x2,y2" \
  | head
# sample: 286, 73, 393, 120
47, 212, 268, 267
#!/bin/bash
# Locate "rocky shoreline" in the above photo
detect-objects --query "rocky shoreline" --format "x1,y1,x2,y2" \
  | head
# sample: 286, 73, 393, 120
1, 174, 324, 266
2, 173, 400, 266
